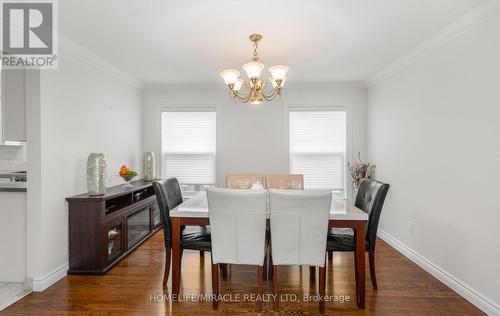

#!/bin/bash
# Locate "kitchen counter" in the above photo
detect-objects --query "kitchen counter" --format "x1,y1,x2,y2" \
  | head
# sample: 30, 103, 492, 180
0, 171, 27, 192
0, 182, 27, 192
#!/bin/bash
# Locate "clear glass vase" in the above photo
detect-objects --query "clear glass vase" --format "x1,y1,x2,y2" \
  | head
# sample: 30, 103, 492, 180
144, 152, 155, 181
87, 153, 107, 195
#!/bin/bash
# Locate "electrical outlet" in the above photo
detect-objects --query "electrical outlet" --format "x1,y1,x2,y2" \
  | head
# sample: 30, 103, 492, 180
408, 221, 415, 234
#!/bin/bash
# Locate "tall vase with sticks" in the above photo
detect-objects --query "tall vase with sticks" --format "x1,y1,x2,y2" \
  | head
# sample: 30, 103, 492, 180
348, 152, 375, 193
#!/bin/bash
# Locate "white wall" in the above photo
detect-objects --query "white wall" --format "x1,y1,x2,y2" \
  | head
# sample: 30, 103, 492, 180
143, 82, 367, 199
367, 12, 500, 313
26, 41, 143, 290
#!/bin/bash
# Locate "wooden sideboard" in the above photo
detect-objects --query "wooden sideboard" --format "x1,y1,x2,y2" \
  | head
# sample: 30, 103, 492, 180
66, 180, 161, 274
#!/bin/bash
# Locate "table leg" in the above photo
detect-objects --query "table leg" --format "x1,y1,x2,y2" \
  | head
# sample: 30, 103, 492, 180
355, 221, 366, 309
171, 217, 182, 296
309, 266, 316, 280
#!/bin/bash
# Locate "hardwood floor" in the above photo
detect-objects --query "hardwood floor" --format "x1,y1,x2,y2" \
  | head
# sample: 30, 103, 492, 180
3, 230, 483, 315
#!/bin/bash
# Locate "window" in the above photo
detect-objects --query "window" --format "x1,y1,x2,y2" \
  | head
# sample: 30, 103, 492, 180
289, 108, 346, 192
161, 110, 216, 191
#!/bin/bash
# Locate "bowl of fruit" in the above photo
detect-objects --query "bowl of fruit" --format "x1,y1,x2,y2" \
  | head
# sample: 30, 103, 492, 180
119, 165, 138, 188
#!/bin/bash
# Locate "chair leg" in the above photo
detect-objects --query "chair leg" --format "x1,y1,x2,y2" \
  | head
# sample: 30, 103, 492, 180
327, 250, 333, 260
256, 266, 263, 313
369, 251, 378, 290
319, 266, 326, 314
199, 250, 205, 257
211, 262, 219, 310
309, 266, 316, 280
273, 265, 279, 312
220, 263, 228, 279
268, 247, 273, 280
163, 246, 171, 287
263, 245, 270, 280
353, 252, 359, 288
266, 230, 273, 280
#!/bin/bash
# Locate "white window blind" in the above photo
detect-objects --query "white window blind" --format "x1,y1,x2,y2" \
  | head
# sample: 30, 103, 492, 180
289, 109, 346, 191
161, 110, 216, 185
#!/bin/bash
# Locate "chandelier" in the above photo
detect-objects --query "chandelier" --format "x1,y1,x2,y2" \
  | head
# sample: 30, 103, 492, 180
219, 34, 289, 104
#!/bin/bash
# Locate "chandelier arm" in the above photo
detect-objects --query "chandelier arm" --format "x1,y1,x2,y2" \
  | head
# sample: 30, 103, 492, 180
234, 92, 252, 103
262, 84, 281, 96
262, 90, 276, 101
263, 92, 278, 102
245, 81, 257, 102
228, 90, 238, 103
233, 87, 252, 102
261, 87, 281, 101
227, 81, 253, 102
241, 82, 255, 102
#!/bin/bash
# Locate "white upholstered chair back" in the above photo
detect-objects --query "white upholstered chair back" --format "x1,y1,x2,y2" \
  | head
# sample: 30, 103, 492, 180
269, 190, 332, 267
226, 174, 265, 189
206, 188, 268, 265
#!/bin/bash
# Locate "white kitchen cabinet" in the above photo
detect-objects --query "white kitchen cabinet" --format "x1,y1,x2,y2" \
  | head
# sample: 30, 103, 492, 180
0, 191, 27, 282
1, 69, 27, 143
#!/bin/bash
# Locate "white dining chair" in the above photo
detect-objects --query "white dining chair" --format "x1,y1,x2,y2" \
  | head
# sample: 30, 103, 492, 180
206, 188, 268, 312
269, 190, 332, 313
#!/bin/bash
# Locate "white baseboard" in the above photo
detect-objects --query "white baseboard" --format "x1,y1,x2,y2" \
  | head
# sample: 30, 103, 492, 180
0, 283, 31, 311
31, 263, 68, 292
378, 229, 500, 316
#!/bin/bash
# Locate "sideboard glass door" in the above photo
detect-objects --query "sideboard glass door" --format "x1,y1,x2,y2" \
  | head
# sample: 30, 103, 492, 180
106, 220, 123, 262
152, 202, 161, 228
127, 207, 151, 248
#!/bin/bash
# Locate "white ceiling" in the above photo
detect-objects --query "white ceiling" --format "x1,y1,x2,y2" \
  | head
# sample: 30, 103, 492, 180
59, 0, 484, 85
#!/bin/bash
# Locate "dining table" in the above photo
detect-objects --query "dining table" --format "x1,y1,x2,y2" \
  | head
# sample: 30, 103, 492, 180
169, 191, 368, 309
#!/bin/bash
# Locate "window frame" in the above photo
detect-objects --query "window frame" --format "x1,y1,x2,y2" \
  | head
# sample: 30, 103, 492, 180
284, 104, 352, 199
160, 106, 218, 191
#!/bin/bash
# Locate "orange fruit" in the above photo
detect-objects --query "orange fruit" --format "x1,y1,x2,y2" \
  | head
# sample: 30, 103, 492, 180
119, 165, 129, 176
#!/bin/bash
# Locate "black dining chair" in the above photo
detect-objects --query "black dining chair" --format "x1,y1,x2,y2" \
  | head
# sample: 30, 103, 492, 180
326, 178, 389, 290
153, 178, 212, 286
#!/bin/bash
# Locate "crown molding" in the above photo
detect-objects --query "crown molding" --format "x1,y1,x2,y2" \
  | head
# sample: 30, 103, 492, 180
144, 81, 367, 91
287, 81, 367, 90
59, 35, 143, 89
367, 0, 500, 87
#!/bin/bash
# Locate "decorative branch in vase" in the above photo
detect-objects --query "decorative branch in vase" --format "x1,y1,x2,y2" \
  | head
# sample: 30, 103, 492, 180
348, 152, 375, 192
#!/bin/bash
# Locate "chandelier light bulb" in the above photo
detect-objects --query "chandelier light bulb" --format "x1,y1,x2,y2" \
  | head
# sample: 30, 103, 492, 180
270, 78, 277, 88
243, 61, 265, 79
269, 65, 289, 81
220, 69, 240, 85
270, 76, 287, 88
233, 78, 244, 91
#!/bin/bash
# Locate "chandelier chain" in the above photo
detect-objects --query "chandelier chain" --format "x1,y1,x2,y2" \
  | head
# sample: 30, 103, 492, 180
252, 41, 259, 61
